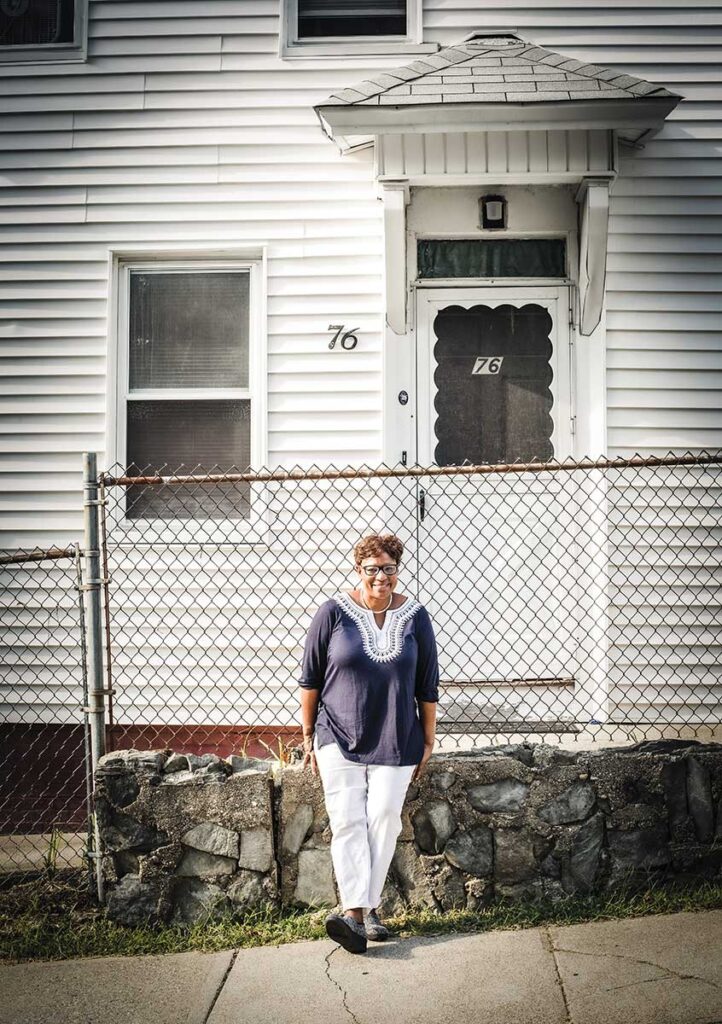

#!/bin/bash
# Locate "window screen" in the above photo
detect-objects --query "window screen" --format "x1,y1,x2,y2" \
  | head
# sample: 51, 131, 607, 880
0, 0, 75, 46
432, 303, 554, 465
418, 239, 567, 279
297, 0, 406, 38
129, 272, 249, 390
125, 400, 251, 520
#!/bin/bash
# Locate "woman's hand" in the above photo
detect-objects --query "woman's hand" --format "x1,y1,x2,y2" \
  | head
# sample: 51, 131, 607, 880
412, 741, 434, 783
301, 738, 318, 776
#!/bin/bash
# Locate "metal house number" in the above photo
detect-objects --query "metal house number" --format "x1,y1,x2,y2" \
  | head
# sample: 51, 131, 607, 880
328, 324, 359, 350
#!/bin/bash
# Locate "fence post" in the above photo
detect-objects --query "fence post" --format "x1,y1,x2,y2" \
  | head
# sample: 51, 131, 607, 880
82, 452, 106, 902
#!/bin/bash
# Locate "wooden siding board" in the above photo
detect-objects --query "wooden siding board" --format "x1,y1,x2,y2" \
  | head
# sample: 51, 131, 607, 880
73, 110, 319, 130
607, 272, 722, 290
0, 146, 223, 169
0, 188, 86, 207
0, 74, 145, 93
606, 332, 722, 352
0, 94, 145, 113
90, 18, 275, 38
614, 178, 722, 196
0, 375, 105, 393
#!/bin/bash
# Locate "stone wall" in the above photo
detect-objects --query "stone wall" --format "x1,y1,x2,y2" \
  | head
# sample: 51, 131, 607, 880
95, 750, 278, 927
96, 740, 722, 927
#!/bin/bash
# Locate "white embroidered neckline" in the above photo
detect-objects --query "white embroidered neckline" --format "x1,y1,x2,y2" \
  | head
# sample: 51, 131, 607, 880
334, 592, 421, 663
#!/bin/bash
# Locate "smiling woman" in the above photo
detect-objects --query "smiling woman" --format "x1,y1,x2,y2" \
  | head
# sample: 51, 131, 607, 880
297, 532, 439, 953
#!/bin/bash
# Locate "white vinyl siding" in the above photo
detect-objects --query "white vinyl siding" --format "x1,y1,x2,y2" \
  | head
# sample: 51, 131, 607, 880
377, 129, 613, 178
0, 2, 720, 734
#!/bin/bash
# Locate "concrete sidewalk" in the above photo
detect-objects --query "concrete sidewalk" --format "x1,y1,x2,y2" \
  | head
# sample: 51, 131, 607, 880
1, 909, 720, 1024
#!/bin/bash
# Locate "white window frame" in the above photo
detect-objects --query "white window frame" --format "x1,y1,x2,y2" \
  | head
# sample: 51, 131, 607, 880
0, 0, 88, 65
107, 252, 268, 543
280, 0, 435, 59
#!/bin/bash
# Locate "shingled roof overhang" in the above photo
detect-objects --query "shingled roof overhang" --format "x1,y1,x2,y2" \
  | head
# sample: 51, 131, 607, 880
314, 34, 682, 151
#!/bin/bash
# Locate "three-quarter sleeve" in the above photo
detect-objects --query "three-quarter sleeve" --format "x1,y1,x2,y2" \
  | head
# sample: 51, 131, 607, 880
298, 599, 337, 691
414, 605, 440, 702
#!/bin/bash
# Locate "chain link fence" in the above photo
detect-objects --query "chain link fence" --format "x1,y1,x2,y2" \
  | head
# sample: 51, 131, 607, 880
98, 452, 722, 758
0, 546, 93, 889
0, 451, 720, 888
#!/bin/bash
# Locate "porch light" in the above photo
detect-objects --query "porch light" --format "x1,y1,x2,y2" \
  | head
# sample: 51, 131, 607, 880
480, 194, 507, 230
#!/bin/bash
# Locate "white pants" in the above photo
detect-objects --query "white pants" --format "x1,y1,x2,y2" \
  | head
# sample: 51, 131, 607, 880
313, 735, 416, 912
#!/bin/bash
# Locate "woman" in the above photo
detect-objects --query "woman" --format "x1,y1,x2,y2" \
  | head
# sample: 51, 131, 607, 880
298, 533, 439, 954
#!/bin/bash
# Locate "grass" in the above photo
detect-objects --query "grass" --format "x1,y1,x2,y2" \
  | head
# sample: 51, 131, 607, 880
1, 872, 721, 965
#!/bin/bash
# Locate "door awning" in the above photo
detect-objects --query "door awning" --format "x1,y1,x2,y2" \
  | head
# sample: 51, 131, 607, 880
315, 33, 682, 152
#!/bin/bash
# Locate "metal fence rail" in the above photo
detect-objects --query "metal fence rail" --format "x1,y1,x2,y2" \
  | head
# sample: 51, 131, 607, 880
98, 452, 722, 757
0, 545, 93, 888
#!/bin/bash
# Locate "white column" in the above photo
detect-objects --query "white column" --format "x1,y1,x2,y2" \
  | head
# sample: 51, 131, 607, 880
576, 177, 610, 338
379, 179, 414, 470
379, 180, 410, 336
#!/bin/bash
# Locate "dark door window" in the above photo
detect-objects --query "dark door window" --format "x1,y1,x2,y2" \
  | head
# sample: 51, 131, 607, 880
432, 303, 554, 465
418, 239, 566, 279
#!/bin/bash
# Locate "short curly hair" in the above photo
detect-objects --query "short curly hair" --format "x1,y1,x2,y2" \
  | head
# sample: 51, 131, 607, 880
353, 533, 404, 566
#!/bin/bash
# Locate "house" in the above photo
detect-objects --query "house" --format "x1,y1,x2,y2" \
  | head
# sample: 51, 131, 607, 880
1, 1, 721, 799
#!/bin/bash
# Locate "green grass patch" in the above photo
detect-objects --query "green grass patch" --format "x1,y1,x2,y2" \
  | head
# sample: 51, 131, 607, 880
2, 872, 721, 965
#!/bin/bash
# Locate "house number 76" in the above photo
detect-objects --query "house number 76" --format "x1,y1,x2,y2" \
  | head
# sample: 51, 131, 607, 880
328, 324, 359, 350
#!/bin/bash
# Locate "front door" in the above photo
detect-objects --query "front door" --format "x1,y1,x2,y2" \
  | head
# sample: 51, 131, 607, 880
415, 286, 580, 728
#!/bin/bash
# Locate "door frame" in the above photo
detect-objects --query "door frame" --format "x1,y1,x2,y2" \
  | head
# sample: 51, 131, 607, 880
414, 284, 573, 467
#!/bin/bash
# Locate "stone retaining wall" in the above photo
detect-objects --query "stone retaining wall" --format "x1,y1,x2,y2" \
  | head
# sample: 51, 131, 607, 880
96, 740, 722, 927
95, 750, 277, 927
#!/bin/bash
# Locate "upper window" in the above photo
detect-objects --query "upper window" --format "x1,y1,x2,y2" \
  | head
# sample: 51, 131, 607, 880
0, 0, 87, 64
281, 0, 429, 58
298, 0, 406, 38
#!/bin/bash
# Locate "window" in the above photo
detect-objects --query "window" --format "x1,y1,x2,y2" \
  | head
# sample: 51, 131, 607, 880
0, 0, 87, 63
281, 0, 430, 58
431, 303, 555, 465
298, 0, 406, 38
418, 239, 568, 280
114, 260, 265, 523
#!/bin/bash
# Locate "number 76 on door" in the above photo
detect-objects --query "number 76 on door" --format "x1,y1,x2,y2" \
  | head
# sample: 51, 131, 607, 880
471, 356, 504, 375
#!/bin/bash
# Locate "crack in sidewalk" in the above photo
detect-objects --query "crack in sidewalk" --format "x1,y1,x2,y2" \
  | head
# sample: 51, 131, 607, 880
551, 943, 720, 994
202, 948, 239, 1024
324, 946, 363, 1024
543, 925, 573, 1024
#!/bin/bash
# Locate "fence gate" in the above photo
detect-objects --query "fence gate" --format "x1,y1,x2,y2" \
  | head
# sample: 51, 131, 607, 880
0, 545, 96, 891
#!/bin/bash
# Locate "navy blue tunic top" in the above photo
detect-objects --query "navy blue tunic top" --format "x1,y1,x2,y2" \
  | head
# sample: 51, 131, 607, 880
298, 592, 440, 766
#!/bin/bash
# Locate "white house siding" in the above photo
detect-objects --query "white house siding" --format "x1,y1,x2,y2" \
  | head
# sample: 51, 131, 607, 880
377, 129, 613, 177
1, 2, 721, 734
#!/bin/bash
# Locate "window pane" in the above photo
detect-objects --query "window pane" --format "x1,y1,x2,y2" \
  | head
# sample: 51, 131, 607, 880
0, 0, 75, 46
129, 271, 249, 390
125, 399, 251, 519
298, 0, 406, 38
418, 239, 567, 279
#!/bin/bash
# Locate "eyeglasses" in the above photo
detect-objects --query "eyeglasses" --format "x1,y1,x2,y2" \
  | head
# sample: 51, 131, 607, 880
358, 564, 398, 577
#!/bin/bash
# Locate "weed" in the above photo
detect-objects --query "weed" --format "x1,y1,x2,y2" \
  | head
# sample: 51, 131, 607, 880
1, 873, 720, 965
41, 828, 62, 879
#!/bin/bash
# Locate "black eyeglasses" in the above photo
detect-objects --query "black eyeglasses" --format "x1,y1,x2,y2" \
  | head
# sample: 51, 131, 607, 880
359, 564, 398, 577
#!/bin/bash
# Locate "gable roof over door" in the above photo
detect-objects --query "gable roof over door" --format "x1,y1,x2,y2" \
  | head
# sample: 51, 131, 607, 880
315, 33, 682, 150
